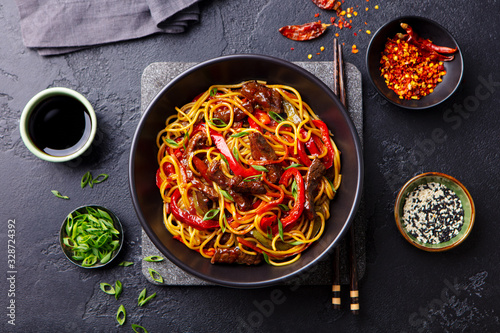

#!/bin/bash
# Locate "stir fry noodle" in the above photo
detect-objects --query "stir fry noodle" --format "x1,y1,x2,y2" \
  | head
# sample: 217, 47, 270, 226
156, 81, 341, 266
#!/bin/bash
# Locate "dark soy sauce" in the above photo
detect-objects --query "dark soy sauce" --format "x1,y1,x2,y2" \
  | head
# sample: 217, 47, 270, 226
28, 95, 92, 156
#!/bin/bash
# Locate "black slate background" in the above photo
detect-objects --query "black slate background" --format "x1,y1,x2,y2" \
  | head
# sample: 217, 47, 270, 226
1, 0, 499, 332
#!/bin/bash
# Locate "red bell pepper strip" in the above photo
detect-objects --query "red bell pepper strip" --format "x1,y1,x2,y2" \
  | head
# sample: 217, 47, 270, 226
312, 120, 335, 169
273, 167, 305, 233
300, 129, 321, 156
156, 162, 175, 188
260, 216, 277, 229
248, 117, 262, 131
192, 156, 212, 183
170, 190, 219, 230
210, 131, 260, 178
237, 237, 264, 254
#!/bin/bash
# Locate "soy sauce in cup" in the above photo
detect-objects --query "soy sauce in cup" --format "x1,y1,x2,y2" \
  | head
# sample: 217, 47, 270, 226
20, 88, 97, 162
28, 95, 92, 156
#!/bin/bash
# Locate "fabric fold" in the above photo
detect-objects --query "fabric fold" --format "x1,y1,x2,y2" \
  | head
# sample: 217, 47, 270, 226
15, 0, 201, 56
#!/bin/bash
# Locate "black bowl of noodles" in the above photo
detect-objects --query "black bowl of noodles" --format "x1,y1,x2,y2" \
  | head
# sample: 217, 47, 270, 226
129, 54, 363, 288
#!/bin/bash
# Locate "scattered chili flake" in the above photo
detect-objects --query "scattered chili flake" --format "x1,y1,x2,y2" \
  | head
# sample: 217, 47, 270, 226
354, 32, 357, 36
308, 54, 313, 59
380, 36, 447, 100
365, 7, 369, 11
366, 30, 371, 34
353, 11, 358, 16
320, 46, 325, 51
335, 33, 339, 37
290, 47, 295, 51
374, 5, 379, 9
315, 13, 320, 17
351, 44, 359, 53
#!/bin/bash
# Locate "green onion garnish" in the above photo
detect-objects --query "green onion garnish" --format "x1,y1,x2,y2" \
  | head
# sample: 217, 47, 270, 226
138, 288, 157, 307
100, 282, 115, 295
210, 87, 218, 96
143, 255, 164, 262
203, 209, 220, 221
233, 146, 239, 162
132, 324, 149, 333
116, 305, 126, 326
51, 190, 69, 200
148, 268, 164, 284
284, 163, 302, 170
278, 219, 284, 241
118, 261, 134, 267
220, 189, 234, 202
268, 111, 285, 123
115, 280, 122, 300
219, 153, 229, 167
278, 204, 290, 212
230, 131, 250, 138
208, 118, 228, 128
262, 252, 270, 264
327, 178, 337, 193
220, 215, 227, 233
164, 138, 179, 147
242, 174, 262, 182
251, 165, 269, 172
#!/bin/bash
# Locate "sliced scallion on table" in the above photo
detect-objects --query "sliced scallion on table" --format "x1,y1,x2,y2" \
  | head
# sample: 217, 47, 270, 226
118, 261, 134, 267
132, 324, 149, 333
51, 190, 69, 200
143, 255, 164, 262
116, 305, 126, 326
148, 268, 164, 284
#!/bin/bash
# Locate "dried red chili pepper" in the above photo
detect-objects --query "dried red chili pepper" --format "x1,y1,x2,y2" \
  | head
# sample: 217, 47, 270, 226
311, 0, 341, 10
400, 23, 457, 55
279, 21, 329, 41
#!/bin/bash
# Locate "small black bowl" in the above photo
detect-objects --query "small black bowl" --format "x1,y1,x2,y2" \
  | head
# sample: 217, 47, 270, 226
366, 16, 463, 109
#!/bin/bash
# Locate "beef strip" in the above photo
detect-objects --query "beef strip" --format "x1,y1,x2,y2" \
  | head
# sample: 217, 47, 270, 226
240, 81, 283, 115
248, 132, 283, 184
185, 130, 208, 157
206, 160, 259, 211
210, 247, 263, 265
213, 106, 247, 124
304, 158, 327, 220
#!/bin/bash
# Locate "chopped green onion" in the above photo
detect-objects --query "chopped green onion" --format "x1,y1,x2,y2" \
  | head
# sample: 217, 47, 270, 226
262, 252, 270, 264
118, 261, 134, 267
291, 180, 298, 200
210, 87, 218, 96
116, 305, 126, 326
278, 219, 284, 241
132, 324, 149, 333
220, 190, 234, 202
327, 178, 337, 193
100, 282, 115, 295
183, 131, 190, 150
278, 204, 290, 212
230, 131, 250, 138
208, 118, 228, 128
289, 240, 305, 245
203, 209, 220, 221
51, 190, 69, 200
164, 138, 179, 147
219, 153, 229, 167
284, 163, 302, 170
267, 226, 273, 240
220, 215, 227, 233
242, 174, 262, 182
138, 288, 156, 307
251, 165, 269, 172
92, 174, 109, 185
115, 280, 122, 300
148, 268, 164, 284
233, 146, 239, 162
81, 172, 92, 188
143, 255, 164, 262
62, 206, 121, 267
268, 111, 285, 123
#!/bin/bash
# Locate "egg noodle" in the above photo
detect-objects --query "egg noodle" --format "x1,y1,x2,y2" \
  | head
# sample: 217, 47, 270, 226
156, 81, 341, 266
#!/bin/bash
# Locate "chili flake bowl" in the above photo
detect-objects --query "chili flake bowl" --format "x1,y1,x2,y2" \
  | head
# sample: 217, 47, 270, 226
394, 172, 475, 252
59, 205, 124, 268
366, 16, 463, 109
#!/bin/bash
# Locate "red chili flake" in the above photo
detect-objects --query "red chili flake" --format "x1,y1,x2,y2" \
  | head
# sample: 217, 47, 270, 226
330, 17, 336, 24
354, 32, 357, 36
315, 13, 320, 18
316, 52, 321, 55
279, 21, 329, 41
380, 36, 448, 100
290, 47, 295, 51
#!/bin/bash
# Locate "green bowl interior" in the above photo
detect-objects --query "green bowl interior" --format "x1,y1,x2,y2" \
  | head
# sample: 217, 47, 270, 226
397, 175, 473, 250
59, 205, 124, 268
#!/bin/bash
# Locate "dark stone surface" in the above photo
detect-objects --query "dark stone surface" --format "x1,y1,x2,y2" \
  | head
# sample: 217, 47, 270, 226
1, 0, 499, 332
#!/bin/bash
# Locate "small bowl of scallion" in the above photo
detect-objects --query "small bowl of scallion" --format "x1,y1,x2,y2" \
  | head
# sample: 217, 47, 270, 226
60, 205, 124, 268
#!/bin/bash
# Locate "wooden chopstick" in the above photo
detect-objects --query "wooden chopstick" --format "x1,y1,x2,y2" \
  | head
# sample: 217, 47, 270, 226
332, 38, 359, 314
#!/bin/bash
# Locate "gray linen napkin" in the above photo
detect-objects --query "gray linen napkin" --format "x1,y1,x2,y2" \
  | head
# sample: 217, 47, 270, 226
16, 0, 201, 56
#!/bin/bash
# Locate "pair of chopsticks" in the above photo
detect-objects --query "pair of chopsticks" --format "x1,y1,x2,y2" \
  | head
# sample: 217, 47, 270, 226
331, 38, 359, 315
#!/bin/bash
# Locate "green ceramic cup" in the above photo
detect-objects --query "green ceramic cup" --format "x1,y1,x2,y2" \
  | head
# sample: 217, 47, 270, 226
394, 172, 475, 252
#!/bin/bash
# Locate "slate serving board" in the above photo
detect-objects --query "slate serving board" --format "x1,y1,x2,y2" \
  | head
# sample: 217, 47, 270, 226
140, 61, 365, 286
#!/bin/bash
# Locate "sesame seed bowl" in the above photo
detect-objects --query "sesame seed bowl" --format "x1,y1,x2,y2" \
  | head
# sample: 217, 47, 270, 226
394, 172, 475, 252
366, 16, 463, 109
